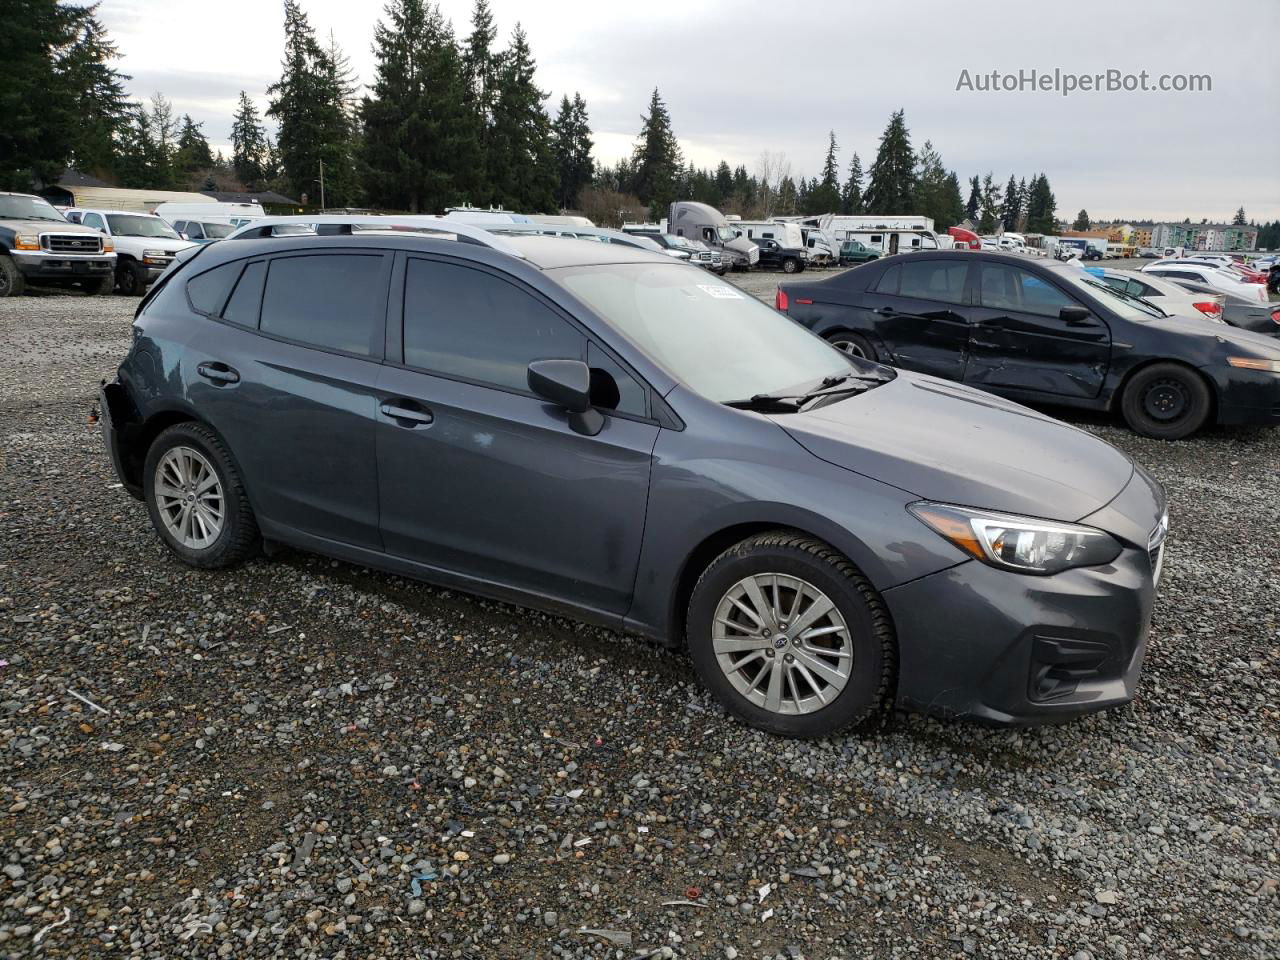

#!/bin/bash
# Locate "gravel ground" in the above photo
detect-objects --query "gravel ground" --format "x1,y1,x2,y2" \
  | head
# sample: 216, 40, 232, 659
0, 288, 1277, 960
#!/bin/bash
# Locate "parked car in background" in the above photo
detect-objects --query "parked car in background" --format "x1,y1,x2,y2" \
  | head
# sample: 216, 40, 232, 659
838, 239, 879, 265
1096, 268, 1227, 324
152, 201, 264, 229
170, 219, 238, 244
65, 208, 193, 295
1142, 260, 1268, 304
0, 192, 116, 297
100, 216, 1168, 735
1165, 277, 1280, 336
750, 236, 807, 274
776, 250, 1280, 439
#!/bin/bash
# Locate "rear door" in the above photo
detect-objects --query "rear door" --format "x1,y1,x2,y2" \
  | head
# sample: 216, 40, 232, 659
862, 257, 972, 381
965, 262, 1111, 399
375, 254, 660, 615
184, 249, 389, 548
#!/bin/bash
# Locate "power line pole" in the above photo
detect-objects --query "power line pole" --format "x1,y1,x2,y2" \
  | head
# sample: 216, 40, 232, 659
319, 158, 326, 211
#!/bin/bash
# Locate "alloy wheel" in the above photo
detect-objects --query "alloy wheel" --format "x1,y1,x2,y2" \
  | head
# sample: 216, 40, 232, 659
830, 338, 868, 359
154, 445, 224, 549
712, 573, 853, 715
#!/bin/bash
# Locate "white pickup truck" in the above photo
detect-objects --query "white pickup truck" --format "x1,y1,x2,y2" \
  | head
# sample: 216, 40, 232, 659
65, 209, 195, 296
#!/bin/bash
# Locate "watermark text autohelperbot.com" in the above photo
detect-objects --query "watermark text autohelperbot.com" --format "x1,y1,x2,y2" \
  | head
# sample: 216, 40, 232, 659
955, 68, 1211, 97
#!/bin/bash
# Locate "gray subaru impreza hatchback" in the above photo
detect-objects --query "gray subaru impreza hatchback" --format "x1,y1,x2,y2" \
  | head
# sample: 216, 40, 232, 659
99, 217, 1167, 737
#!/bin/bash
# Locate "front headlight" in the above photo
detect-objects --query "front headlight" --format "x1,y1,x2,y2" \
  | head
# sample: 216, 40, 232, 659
102, 238, 114, 252
1227, 357, 1280, 373
909, 502, 1122, 575
15, 233, 40, 250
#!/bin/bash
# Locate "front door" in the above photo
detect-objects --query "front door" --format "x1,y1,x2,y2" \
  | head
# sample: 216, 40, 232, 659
376, 255, 659, 615
863, 258, 972, 381
965, 262, 1111, 399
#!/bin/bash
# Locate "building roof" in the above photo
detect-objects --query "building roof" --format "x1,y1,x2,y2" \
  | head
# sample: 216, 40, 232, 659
202, 190, 299, 206
56, 168, 112, 189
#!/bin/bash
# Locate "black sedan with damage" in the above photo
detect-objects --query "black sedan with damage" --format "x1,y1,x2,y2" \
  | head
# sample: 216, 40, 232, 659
776, 251, 1280, 439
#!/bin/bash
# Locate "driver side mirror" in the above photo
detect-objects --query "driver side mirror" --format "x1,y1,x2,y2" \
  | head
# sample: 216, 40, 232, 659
1059, 306, 1094, 326
527, 359, 604, 436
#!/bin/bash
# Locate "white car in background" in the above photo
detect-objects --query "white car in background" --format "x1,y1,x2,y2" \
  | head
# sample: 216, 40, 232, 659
1096, 268, 1226, 323
1141, 260, 1268, 303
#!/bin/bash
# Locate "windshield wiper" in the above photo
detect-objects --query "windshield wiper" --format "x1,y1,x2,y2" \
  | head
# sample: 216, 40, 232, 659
725, 374, 885, 412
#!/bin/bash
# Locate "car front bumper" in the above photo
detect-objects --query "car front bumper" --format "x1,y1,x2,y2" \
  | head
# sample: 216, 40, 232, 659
1202, 364, 1280, 425
12, 251, 115, 279
883, 542, 1158, 725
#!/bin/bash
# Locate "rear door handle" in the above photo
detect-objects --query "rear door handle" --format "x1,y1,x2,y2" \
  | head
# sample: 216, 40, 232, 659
380, 401, 434, 425
197, 362, 239, 384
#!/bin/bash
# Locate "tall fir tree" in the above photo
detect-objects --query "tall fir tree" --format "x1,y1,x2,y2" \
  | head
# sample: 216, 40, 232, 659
840, 153, 864, 215
1072, 208, 1090, 230
175, 114, 213, 175
462, 0, 498, 203
632, 88, 681, 217
864, 109, 915, 214
977, 172, 1001, 232
1232, 206, 1246, 225
230, 91, 270, 188
1024, 173, 1057, 234
361, 0, 477, 213
60, 6, 131, 179
551, 92, 593, 210
912, 140, 950, 227
939, 171, 965, 229
807, 131, 841, 213
1000, 174, 1021, 231
487, 25, 556, 211
964, 174, 981, 223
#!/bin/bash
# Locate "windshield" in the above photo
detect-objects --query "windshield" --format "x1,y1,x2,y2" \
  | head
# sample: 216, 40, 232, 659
1057, 270, 1164, 320
201, 222, 235, 238
0, 195, 65, 222
106, 214, 181, 239
716, 226, 736, 243
556, 263, 856, 402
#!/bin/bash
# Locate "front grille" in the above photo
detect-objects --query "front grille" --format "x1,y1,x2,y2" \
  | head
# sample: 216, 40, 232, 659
43, 234, 103, 254
1148, 512, 1169, 583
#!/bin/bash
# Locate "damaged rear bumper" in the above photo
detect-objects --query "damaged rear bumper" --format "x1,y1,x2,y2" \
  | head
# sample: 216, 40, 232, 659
99, 381, 143, 500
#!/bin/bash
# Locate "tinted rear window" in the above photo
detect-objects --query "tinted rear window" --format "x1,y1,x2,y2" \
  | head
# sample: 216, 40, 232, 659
222, 260, 266, 327
899, 260, 967, 303
260, 254, 384, 356
186, 263, 242, 315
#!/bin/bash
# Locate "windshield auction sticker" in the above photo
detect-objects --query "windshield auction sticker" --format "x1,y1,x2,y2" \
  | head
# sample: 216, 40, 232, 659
697, 284, 743, 299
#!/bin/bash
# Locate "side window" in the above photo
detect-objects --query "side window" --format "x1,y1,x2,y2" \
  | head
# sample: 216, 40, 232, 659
222, 260, 266, 327
587, 342, 646, 417
873, 263, 902, 295
979, 265, 1076, 316
83, 213, 105, 232
402, 258, 584, 393
186, 262, 244, 316
260, 254, 384, 356
185, 222, 205, 240
898, 260, 967, 303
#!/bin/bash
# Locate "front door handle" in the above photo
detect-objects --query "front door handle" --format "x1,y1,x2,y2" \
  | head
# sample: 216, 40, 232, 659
197, 362, 239, 384
380, 401, 433, 425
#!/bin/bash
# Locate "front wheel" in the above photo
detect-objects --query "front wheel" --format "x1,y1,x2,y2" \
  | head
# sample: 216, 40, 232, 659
0, 257, 25, 297
1120, 362, 1212, 440
116, 261, 147, 296
143, 422, 260, 568
687, 532, 895, 738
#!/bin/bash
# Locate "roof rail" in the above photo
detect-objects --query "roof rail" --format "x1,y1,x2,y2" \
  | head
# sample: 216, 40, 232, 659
223, 214, 526, 259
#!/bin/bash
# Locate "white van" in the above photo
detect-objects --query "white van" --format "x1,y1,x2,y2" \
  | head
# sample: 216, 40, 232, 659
151, 201, 265, 228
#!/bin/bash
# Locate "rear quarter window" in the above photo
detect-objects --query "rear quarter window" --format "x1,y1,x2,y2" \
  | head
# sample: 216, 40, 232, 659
186, 263, 243, 316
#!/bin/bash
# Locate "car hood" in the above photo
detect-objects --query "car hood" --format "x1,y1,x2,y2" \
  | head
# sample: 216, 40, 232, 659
774, 372, 1135, 523
1144, 316, 1280, 356
0, 217, 99, 234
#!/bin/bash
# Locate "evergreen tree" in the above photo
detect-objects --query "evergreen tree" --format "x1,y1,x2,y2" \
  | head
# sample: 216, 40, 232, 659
488, 25, 556, 211
977, 172, 1001, 233
61, 6, 131, 179
230, 91, 269, 188
1000, 174, 1021, 231
715, 161, 733, 202
911, 140, 950, 227
840, 152, 863, 215
807, 131, 841, 213
267, 2, 360, 206
863, 109, 915, 214
147, 93, 177, 189
939, 171, 965, 230
1024, 173, 1057, 234
1072, 208, 1090, 230
776, 175, 797, 216
361, 0, 477, 213
1232, 206, 1246, 225
175, 114, 214, 175
462, 0, 498, 203
632, 87, 681, 217
964, 174, 981, 223
1016, 177, 1028, 230
551, 92, 593, 210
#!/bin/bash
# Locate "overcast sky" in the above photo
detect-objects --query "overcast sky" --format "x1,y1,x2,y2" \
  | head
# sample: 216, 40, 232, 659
97, 0, 1279, 222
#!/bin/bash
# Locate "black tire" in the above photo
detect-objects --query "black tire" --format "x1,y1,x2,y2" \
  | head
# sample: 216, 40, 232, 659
0, 257, 25, 298
686, 531, 895, 738
782, 257, 800, 274
86, 275, 114, 296
1120, 362, 1212, 440
143, 422, 260, 568
116, 260, 147, 297
825, 331, 877, 362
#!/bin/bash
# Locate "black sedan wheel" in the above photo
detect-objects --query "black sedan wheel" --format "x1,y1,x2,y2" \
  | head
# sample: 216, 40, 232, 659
687, 531, 895, 737
825, 331, 877, 362
1120, 363, 1212, 440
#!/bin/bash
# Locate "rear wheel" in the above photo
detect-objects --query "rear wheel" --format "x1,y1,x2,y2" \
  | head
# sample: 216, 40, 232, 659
0, 257, 25, 297
782, 257, 800, 274
825, 331, 877, 361
143, 423, 260, 568
687, 532, 895, 737
1120, 362, 1212, 440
